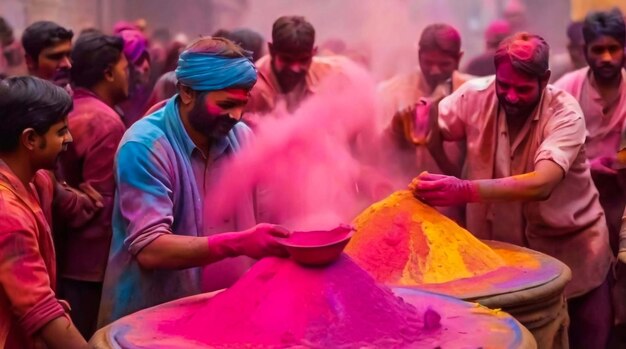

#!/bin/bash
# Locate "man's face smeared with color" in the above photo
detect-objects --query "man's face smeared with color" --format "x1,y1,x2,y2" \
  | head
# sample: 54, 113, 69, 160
188, 88, 250, 140
495, 58, 543, 120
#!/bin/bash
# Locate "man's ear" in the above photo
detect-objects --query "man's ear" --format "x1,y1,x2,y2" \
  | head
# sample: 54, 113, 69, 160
312, 46, 318, 56
268, 42, 275, 57
104, 66, 115, 82
20, 128, 39, 151
540, 70, 552, 89
178, 84, 195, 106
25, 54, 37, 72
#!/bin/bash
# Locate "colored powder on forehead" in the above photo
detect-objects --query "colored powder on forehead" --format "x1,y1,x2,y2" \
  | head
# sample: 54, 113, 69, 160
164, 255, 428, 347
345, 190, 507, 285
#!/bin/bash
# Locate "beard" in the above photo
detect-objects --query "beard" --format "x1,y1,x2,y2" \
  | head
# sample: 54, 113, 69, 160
188, 100, 239, 140
497, 94, 540, 120
591, 60, 624, 83
271, 64, 306, 93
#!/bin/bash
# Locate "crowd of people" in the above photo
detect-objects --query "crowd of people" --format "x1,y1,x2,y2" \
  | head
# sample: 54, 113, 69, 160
1, 5, 626, 349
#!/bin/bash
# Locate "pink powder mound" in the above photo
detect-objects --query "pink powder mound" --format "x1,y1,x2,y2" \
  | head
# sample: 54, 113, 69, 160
165, 255, 426, 347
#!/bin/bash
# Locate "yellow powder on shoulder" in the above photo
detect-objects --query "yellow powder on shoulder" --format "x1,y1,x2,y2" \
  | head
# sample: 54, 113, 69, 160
346, 191, 506, 285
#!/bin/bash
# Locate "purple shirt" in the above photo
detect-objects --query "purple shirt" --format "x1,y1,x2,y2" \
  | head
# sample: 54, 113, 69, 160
56, 88, 126, 282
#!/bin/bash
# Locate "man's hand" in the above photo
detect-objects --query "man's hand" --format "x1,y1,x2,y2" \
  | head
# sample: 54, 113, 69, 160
235, 223, 291, 259
410, 172, 479, 206
590, 156, 618, 175
78, 182, 104, 209
390, 100, 433, 146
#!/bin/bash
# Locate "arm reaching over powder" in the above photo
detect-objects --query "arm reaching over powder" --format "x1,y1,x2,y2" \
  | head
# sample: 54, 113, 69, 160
411, 160, 564, 206
136, 223, 290, 270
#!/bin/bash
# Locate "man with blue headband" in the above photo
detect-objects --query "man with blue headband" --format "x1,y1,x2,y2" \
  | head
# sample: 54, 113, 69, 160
98, 37, 290, 326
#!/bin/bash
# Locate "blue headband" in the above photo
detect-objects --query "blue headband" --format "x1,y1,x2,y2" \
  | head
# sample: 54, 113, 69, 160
175, 51, 257, 91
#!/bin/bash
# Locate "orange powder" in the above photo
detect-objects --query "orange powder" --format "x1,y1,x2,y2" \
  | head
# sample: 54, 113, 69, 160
346, 190, 506, 285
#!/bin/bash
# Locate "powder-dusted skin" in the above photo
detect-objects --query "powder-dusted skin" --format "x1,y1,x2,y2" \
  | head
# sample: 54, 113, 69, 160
347, 191, 506, 285
91, 255, 536, 349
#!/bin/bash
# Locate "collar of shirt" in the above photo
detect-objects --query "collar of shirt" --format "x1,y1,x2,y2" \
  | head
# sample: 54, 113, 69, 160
0, 160, 43, 214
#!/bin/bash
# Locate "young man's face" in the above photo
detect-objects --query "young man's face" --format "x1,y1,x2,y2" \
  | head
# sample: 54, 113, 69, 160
109, 53, 130, 103
29, 40, 72, 86
188, 88, 250, 140
418, 49, 460, 89
32, 118, 73, 170
270, 46, 315, 93
585, 35, 624, 82
495, 59, 545, 120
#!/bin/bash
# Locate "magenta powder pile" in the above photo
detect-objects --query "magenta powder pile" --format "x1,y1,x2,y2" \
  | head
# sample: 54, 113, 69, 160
163, 255, 426, 348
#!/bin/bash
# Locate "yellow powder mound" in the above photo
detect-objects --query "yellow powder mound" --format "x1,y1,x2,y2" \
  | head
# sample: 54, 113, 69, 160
345, 190, 506, 285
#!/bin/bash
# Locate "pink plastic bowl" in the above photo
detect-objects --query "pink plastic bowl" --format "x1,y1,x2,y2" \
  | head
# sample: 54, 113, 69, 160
276, 225, 355, 266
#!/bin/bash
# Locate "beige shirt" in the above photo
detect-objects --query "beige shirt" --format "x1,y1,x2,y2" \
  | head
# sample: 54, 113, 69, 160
439, 76, 612, 297
377, 69, 473, 181
246, 55, 349, 117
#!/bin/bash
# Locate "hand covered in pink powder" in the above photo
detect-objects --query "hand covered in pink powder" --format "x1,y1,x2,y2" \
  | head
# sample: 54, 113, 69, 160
236, 223, 291, 259
589, 156, 618, 175
409, 172, 479, 206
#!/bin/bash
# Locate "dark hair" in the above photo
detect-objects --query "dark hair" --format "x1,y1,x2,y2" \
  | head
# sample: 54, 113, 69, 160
494, 32, 550, 78
271, 16, 315, 53
71, 32, 124, 88
22, 21, 74, 61
212, 28, 265, 62
0, 17, 14, 46
419, 23, 462, 57
567, 21, 584, 45
0, 76, 72, 152
583, 8, 626, 47
185, 36, 250, 59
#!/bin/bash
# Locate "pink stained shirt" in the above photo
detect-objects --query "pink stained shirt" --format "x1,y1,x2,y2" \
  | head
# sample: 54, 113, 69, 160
554, 67, 626, 161
55, 88, 126, 282
0, 163, 64, 349
438, 76, 612, 298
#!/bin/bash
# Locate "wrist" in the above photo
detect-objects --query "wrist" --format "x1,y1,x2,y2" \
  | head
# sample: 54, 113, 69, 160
464, 180, 480, 203
207, 233, 241, 259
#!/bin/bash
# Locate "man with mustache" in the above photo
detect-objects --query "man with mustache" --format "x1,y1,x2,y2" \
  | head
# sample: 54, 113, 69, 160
21, 21, 73, 89
412, 32, 612, 348
245, 16, 346, 121
554, 9, 626, 257
98, 37, 291, 326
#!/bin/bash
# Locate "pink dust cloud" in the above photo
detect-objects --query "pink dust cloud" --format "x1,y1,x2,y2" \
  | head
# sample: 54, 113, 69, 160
212, 58, 399, 231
